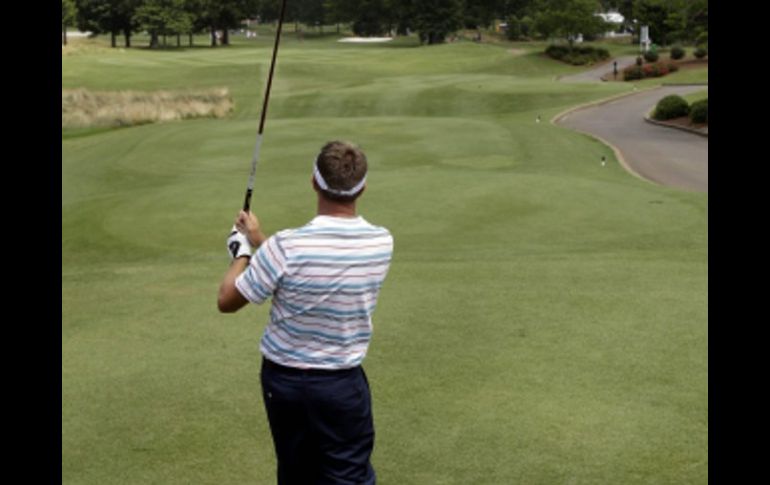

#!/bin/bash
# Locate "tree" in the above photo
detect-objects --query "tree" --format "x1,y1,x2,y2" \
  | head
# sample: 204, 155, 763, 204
534, 0, 607, 48
412, 0, 463, 44
195, 0, 258, 46
634, 0, 670, 46
75, 0, 139, 47
63, 0, 77, 45
297, 0, 327, 32
505, 14, 522, 40
133, 0, 191, 47
662, 0, 707, 44
501, 0, 535, 17
351, 0, 390, 37
462, 0, 502, 29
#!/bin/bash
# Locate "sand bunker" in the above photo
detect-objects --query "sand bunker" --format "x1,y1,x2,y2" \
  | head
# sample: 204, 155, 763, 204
338, 37, 393, 43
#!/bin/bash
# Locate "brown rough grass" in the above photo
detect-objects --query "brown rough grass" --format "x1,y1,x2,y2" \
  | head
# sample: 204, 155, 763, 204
62, 87, 234, 128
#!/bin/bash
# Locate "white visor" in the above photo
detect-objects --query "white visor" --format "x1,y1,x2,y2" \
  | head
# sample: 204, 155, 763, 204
313, 158, 367, 196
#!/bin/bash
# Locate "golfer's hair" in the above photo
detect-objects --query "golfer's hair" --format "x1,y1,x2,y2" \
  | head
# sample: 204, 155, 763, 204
316, 141, 368, 203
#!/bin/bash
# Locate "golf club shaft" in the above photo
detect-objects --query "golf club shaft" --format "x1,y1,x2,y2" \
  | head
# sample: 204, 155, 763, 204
243, 0, 288, 212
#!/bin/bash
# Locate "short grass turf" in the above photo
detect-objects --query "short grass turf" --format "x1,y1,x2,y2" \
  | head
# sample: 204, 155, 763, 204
63, 33, 708, 484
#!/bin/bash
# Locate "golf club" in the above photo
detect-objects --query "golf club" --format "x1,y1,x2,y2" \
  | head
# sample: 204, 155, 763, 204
243, 0, 288, 212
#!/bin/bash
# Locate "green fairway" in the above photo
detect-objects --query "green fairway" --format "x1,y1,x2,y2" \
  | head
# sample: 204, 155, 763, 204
63, 33, 707, 484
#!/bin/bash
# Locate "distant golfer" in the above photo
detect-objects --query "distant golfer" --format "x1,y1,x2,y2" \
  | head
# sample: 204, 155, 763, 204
218, 140, 394, 485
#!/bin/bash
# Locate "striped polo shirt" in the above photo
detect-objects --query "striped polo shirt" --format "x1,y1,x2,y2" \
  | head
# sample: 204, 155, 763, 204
235, 215, 393, 369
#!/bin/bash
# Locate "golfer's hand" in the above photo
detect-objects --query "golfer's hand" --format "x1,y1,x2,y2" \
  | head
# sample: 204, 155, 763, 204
236, 210, 267, 247
227, 225, 252, 260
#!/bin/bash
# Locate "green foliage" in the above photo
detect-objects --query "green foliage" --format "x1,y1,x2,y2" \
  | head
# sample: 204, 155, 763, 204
696, 31, 708, 46
689, 98, 707, 123
505, 15, 522, 40
413, 0, 464, 45
643, 50, 658, 62
653, 94, 689, 120
462, 0, 499, 29
669, 44, 685, 60
63, 0, 78, 26
694, 46, 707, 59
535, 0, 607, 45
520, 15, 534, 37
635, 0, 707, 45
546, 44, 610, 65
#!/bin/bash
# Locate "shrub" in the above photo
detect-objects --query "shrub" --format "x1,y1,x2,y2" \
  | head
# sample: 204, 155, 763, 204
506, 16, 522, 40
623, 66, 643, 80
642, 64, 657, 77
653, 95, 690, 120
545, 45, 609, 65
520, 16, 534, 37
689, 99, 708, 123
694, 46, 707, 59
670, 45, 685, 60
636, 56, 643, 66
644, 50, 659, 62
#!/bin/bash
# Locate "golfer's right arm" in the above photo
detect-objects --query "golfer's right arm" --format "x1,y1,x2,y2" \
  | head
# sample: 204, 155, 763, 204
218, 210, 268, 313
218, 258, 250, 313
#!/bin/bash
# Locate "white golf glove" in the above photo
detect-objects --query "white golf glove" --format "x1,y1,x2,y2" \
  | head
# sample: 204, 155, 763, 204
227, 225, 252, 260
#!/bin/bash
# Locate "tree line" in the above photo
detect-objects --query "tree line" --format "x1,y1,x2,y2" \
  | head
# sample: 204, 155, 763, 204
61, 0, 707, 48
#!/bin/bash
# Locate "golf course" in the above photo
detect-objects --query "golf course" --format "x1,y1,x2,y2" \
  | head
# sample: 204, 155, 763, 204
62, 30, 708, 484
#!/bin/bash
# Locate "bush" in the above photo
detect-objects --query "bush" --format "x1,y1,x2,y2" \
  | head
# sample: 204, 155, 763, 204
653, 95, 690, 120
520, 16, 534, 38
545, 45, 610, 65
636, 56, 643, 66
689, 99, 708, 123
642, 64, 658, 77
694, 46, 707, 59
670, 45, 685, 60
545, 45, 568, 59
696, 31, 708, 46
644, 50, 659, 62
506, 16, 522, 40
623, 66, 643, 80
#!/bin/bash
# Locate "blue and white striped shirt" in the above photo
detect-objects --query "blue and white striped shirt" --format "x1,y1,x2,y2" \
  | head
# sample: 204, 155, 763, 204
235, 215, 393, 369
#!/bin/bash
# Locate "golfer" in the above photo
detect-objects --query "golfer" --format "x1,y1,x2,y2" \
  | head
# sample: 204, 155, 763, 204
218, 140, 393, 485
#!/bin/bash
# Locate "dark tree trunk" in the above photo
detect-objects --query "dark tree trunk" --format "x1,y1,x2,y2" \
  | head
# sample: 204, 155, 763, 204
211, 26, 217, 46
124, 29, 131, 47
62, 25, 67, 46
177, 34, 180, 47
189, 33, 193, 46
163, 34, 167, 46
222, 29, 229, 45
150, 31, 159, 48
111, 30, 117, 47
336, 23, 339, 34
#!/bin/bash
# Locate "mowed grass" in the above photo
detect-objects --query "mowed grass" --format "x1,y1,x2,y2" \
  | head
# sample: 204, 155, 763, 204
62, 33, 707, 484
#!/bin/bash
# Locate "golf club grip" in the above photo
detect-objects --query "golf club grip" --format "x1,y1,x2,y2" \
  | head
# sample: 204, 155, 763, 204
243, 188, 253, 212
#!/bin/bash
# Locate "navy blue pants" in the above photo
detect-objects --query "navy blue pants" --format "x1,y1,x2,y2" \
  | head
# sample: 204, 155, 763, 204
260, 358, 376, 485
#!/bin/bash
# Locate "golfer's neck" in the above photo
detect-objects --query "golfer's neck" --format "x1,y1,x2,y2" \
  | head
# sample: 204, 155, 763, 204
317, 197, 357, 218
